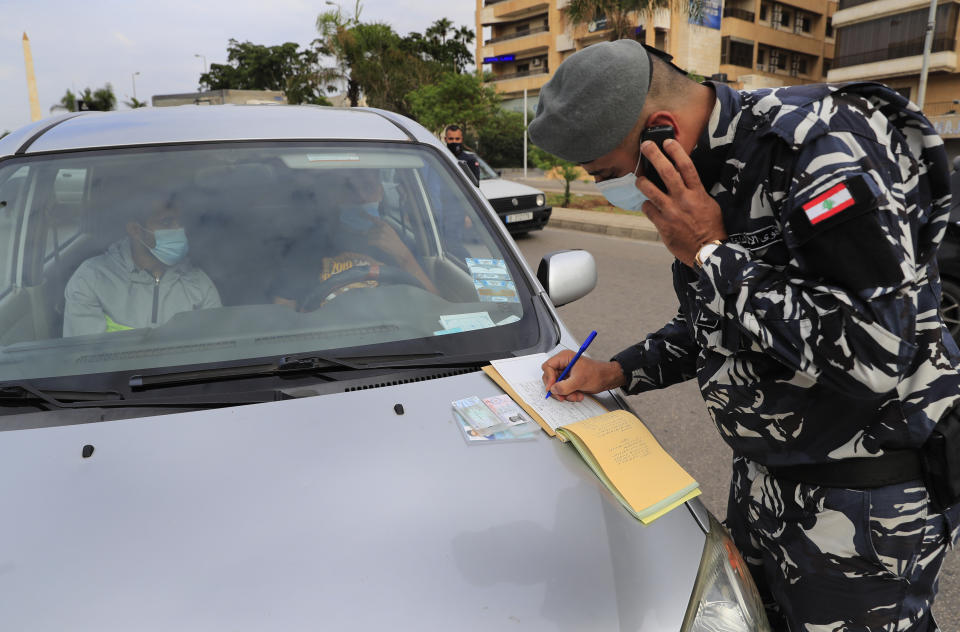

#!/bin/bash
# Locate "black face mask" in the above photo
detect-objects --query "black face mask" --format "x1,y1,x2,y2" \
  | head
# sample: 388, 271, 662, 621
446, 142, 463, 156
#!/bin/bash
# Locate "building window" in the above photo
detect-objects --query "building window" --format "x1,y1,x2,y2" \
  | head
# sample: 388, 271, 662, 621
771, 4, 781, 27
825, 16, 833, 38
722, 37, 754, 68
823, 58, 832, 75
790, 56, 808, 76
654, 27, 667, 51
834, 3, 960, 68
760, 3, 768, 21
780, 8, 791, 28
516, 23, 529, 34
794, 13, 811, 34
756, 48, 766, 70
895, 87, 912, 101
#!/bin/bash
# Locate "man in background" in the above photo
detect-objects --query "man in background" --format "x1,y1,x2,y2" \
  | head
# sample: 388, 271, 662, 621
444, 124, 480, 181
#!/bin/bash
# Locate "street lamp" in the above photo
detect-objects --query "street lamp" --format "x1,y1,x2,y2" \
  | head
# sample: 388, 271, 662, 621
194, 53, 207, 74
131, 71, 140, 100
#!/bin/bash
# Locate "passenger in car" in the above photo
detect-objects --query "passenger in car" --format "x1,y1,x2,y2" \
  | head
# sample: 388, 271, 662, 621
62, 193, 221, 337
272, 169, 437, 310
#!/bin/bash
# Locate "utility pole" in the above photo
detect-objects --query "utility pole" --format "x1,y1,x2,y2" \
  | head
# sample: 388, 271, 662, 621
132, 71, 140, 100
22, 32, 42, 122
917, 0, 938, 109
523, 88, 528, 179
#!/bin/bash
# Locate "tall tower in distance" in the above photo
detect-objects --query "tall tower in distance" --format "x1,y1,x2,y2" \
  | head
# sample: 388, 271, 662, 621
22, 32, 42, 122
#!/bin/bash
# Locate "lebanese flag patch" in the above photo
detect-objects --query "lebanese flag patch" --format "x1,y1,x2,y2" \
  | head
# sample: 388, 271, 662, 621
803, 183, 855, 225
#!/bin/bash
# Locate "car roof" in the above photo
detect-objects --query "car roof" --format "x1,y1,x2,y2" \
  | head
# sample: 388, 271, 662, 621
0, 105, 441, 158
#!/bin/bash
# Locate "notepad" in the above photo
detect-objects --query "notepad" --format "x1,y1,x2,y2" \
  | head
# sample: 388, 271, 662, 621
483, 354, 607, 441
482, 353, 700, 524
557, 410, 701, 524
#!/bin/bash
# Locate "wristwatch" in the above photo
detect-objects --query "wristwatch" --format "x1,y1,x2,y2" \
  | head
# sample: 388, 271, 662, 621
695, 240, 725, 268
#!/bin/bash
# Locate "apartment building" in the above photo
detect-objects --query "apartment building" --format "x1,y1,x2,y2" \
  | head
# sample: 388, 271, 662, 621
720, 0, 837, 90
475, 0, 836, 111
827, 0, 960, 152
475, 0, 725, 111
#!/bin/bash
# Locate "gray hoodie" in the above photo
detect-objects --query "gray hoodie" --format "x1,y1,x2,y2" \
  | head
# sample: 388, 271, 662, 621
63, 238, 221, 337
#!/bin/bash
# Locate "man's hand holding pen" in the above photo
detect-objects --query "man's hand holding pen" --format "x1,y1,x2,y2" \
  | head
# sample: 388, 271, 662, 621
541, 353, 626, 402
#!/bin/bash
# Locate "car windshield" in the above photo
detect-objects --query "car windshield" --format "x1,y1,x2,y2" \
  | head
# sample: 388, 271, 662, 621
0, 142, 542, 384
476, 156, 500, 181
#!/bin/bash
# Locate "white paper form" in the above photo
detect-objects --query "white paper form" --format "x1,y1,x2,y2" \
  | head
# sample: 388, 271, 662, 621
490, 354, 607, 431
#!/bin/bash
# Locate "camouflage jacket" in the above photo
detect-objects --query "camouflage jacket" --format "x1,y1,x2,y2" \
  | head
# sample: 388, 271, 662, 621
613, 81, 960, 467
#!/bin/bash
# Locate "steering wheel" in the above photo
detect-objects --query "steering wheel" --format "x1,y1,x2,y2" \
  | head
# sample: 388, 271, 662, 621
299, 263, 426, 311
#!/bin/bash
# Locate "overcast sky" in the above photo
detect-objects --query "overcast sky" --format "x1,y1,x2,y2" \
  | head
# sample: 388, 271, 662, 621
1, 0, 477, 133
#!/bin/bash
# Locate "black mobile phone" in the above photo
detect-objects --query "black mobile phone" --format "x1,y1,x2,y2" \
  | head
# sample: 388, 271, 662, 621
639, 124, 675, 193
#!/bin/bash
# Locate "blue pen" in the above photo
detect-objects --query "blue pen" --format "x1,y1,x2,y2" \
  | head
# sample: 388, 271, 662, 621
546, 330, 598, 399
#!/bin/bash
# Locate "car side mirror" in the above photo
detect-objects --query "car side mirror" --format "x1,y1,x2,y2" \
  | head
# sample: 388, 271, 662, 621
458, 159, 479, 187
536, 249, 597, 307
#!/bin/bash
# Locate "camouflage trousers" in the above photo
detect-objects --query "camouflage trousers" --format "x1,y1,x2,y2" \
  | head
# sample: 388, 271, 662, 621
725, 456, 960, 631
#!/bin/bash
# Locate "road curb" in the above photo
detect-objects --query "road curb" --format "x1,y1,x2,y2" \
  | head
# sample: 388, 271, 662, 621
547, 216, 661, 243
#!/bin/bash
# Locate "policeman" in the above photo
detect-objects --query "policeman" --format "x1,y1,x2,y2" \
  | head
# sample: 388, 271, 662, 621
443, 124, 481, 181
529, 39, 960, 630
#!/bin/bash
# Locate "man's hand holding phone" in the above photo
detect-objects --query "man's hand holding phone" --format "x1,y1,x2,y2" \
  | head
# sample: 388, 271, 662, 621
638, 134, 727, 268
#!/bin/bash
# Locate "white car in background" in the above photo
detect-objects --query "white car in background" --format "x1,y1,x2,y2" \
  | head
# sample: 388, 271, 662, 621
477, 156, 552, 235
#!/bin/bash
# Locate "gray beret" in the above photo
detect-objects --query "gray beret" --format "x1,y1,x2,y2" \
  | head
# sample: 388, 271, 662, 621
528, 39, 650, 163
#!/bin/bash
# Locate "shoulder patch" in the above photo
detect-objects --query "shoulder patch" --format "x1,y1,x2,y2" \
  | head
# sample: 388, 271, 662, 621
802, 182, 855, 225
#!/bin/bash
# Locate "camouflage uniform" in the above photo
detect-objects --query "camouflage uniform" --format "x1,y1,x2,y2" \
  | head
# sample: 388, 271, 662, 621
613, 82, 960, 629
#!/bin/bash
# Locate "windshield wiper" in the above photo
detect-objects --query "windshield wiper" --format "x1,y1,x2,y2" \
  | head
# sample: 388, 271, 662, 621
128, 350, 491, 391
128, 353, 363, 390
0, 382, 125, 409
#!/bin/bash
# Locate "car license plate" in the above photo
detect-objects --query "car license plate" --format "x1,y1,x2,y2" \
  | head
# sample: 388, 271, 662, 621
505, 211, 534, 223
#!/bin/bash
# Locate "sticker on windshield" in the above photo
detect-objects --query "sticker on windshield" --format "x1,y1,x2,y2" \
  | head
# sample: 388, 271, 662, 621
306, 153, 361, 162
438, 312, 496, 332
465, 258, 518, 303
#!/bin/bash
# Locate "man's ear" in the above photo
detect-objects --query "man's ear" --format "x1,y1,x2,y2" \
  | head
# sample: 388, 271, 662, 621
643, 111, 680, 133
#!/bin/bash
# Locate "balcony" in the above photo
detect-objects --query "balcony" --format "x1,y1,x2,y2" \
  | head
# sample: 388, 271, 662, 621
492, 67, 550, 82
834, 37, 956, 68
485, 25, 549, 45
723, 7, 755, 22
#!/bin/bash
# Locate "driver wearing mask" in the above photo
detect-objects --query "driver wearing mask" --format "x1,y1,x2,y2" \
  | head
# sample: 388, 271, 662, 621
63, 194, 221, 337
272, 169, 437, 310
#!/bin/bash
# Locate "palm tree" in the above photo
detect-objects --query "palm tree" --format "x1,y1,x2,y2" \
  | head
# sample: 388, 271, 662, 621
316, 0, 363, 106
563, 0, 704, 42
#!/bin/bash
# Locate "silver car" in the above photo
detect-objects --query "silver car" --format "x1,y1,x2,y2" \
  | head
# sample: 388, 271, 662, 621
0, 106, 768, 631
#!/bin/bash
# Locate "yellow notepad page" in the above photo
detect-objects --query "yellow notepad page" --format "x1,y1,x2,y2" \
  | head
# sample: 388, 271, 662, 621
557, 410, 700, 524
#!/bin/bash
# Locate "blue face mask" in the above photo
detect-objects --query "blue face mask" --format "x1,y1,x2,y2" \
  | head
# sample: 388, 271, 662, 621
340, 201, 380, 232
595, 151, 648, 211
142, 227, 189, 266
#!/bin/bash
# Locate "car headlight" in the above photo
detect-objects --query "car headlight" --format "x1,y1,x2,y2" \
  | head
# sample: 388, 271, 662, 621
681, 513, 771, 632
536, 194, 545, 207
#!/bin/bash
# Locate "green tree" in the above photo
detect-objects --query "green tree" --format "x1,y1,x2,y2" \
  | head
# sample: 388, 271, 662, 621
343, 22, 439, 115
562, 0, 703, 42
407, 71, 500, 139
315, 0, 365, 106
200, 39, 331, 105
56, 89, 78, 113
529, 146, 585, 207
316, 4, 475, 111
56, 84, 116, 112
472, 108, 526, 168
124, 97, 148, 109
406, 19, 475, 73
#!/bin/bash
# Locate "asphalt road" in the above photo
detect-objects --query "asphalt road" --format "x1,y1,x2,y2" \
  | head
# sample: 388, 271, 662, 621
515, 225, 960, 630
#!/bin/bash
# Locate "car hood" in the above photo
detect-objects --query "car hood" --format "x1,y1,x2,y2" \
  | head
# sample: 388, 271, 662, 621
479, 177, 545, 199
0, 370, 703, 631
